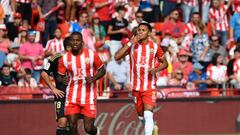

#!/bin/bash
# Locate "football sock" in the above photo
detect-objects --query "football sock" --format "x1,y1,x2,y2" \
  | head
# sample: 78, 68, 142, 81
144, 110, 154, 135
56, 127, 71, 135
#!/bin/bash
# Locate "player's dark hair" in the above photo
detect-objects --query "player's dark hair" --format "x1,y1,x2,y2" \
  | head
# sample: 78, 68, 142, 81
24, 68, 32, 74
138, 22, 152, 32
63, 36, 71, 50
1, 64, 10, 69
70, 32, 83, 39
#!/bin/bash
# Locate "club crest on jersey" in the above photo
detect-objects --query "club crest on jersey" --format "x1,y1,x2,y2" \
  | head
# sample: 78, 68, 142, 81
150, 49, 154, 54
85, 58, 90, 64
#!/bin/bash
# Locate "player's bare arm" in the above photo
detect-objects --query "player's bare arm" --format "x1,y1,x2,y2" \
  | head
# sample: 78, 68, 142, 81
115, 35, 138, 61
41, 71, 65, 99
149, 56, 168, 75
85, 66, 106, 83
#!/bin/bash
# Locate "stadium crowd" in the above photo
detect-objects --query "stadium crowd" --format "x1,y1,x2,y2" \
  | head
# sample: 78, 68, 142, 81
0, 0, 240, 97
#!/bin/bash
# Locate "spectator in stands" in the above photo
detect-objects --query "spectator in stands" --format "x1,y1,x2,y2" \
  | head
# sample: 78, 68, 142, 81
107, 5, 129, 57
209, 0, 230, 47
168, 69, 187, 86
139, 0, 153, 23
0, 64, 16, 86
161, 9, 186, 45
16, 0, 32, 24
230, 7, 240, 43
186, 12, 201, 38
173, 48, 192, 80
1, 0, 16, 24
92, 0, 112, 31
0, 24, 10, 68
229, 47, 240, 88
106, 59, 131, 97
19, 30, 44, 84
207, 53, 228, 88
45, 28, 64, 57
128, 11, 145, 31
207, 35, 227, 62
65, 0, 76, 21
91, 13, 106, 42
5, 42, 25, 81
201, 0, 211, 24
190, 23, 210, 69
18, 68, 37, 88
14, 26, 28, 45
181, 0, 199, 23
188, 62, 209, 90
0, 4, 4, 24
36, 0, 59, 47
69, 11, 96, 51
162, 0, 180, 18
6, 12, 22, 42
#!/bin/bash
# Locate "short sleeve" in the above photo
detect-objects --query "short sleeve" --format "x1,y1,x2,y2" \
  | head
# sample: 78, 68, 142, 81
43, 60, 54, 75
58, 57, 67, 75
94, 52, 104, 70
156, 46, 164, 59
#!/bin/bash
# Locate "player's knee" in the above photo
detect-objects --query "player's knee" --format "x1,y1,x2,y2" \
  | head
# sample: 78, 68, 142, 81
57, 118, 68, 128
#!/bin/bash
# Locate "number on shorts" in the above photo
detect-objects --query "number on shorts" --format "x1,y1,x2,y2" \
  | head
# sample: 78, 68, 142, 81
56, 101, 61, 109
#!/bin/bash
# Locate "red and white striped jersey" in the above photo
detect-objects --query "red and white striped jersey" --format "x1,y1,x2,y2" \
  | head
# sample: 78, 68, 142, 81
58, 48, 104, 105
209, 5, 229, 31
186, 22, 198, 36
207, 64, 227, 82
202, 0, 211, 6
232, 0, 240, 13
182, 0, 198, 7
129, 41, 164, 92
16, 0, 31, 3
45, 38, 64, 54
233, 58, 240, 80
97, 50, 110, 63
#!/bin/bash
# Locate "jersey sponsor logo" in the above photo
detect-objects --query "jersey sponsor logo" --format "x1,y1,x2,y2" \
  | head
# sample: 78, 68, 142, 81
137, 56, 149, 68
44, 62, 51, 70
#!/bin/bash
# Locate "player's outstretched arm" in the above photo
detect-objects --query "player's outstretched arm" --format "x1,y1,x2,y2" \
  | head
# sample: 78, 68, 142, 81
114, 45, 130, 61
86, 66, 106, 83
41, 71, 65, 98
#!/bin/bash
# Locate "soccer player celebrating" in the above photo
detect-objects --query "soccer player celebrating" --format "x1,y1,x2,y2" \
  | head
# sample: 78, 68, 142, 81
41, 36, 72, 135
58, 32, 105, 135
115, 23, 168, 135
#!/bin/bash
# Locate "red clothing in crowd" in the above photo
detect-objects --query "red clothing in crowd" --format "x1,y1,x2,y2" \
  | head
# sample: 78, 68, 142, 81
161, 20, 186, 38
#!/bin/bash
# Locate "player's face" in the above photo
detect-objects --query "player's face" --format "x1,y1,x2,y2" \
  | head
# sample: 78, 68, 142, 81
54, 29, 62, 38
137, 25, 150, 41
71, 35, 83, 52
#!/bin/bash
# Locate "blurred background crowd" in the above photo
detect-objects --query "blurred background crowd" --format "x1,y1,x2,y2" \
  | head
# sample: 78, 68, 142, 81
0, 0, 240, 97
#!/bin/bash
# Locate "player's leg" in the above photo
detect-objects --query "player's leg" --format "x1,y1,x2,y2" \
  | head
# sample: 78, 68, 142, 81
81, 105, 98, 135
142, 90, 157, 135
83, 116, 98, 135
68, 114, 79, 135
132, 91, 144, 124
55, 98, 71, 135
56, 117, 70, 135
65, 103, 81, 135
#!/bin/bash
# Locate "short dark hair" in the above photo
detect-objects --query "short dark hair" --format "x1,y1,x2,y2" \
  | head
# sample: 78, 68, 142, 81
70, 32, 83, 39
138, 22, 152, 32
116, 5, 126, 12
24, 68, 32, 75
63, 36, 71, 50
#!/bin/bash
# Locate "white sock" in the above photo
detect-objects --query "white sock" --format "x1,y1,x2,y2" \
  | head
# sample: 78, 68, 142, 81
144, 110, 154, 135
